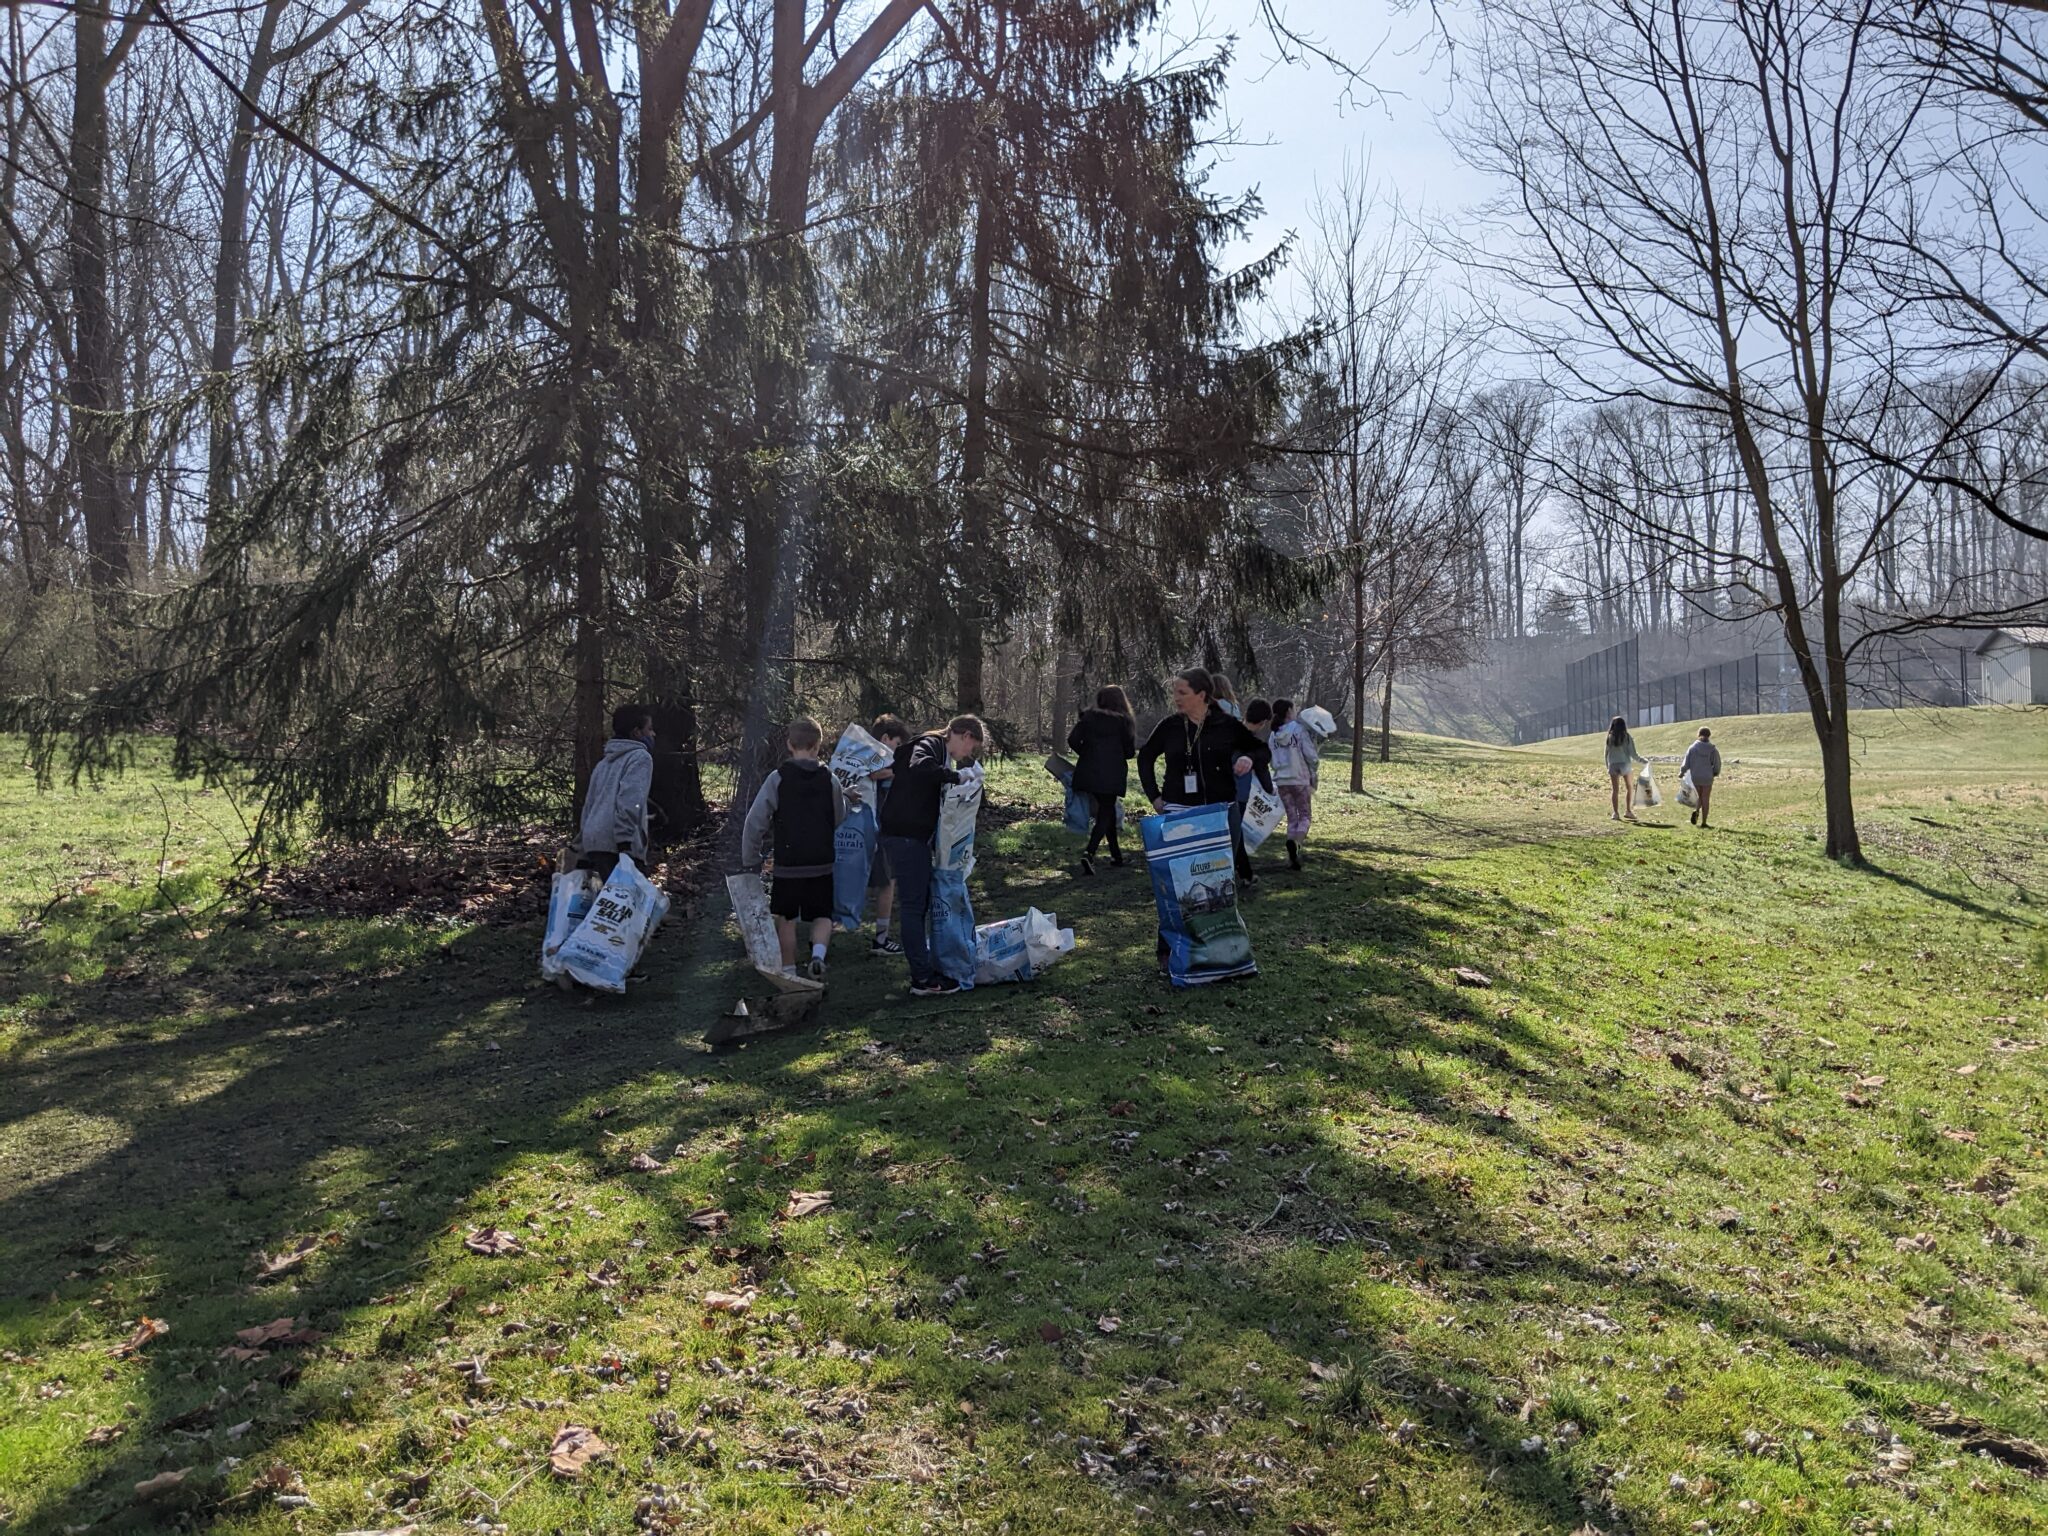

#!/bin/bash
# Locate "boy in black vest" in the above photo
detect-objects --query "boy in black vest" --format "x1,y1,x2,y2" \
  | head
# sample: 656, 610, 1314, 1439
740, 718, 848, 984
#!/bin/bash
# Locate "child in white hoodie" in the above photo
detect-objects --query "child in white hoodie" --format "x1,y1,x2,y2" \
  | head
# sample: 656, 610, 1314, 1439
1268, 699, 1320, 870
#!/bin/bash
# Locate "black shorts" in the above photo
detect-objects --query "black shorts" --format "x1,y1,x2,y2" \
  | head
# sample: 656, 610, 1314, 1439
866, 847, 892, 890
770, 874, 834, 922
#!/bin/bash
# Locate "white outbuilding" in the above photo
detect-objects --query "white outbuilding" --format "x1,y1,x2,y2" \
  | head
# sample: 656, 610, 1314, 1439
1976, 627, 2048, 706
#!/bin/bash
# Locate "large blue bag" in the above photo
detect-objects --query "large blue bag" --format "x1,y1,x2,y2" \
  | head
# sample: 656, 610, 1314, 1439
832, 799, 878, 930
1142, 804, 1257, 987
1062, 784, 1092, 835
1061, 784, 1125, 837
930, 866, 977, 987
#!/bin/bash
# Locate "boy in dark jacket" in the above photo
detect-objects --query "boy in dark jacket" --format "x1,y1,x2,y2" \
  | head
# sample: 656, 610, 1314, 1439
877, 715, 986, 996
740, 718, 848, 984
1067, 686, 1137, 875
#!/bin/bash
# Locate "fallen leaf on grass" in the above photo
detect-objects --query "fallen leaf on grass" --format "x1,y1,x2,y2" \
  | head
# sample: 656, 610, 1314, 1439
1843, 1092, 1876, 1109
1037, 1322, 1064, 1344
1858, 1074, 1887, 1089
783, 1190, 833, 1219
1307, 1360, 1343, 1382
254, 1235, 321, 1280
1095, 1315, 1120, 1335
464, 1227, 526, 1258
1108, 1100, 1137, 1118
686, 1207, 729, 1232
1894, 1233, 1937, 1253
548, 1423, 610, 1478
233, 1317, 324, 1349
110, 1317, 169, 1358
627, 1153, 672, 1174
704, 1289, 757, 1314
158, 1402, 215, 1431
338, 1526, 418, 1536
249, 1462, 303, 1494
83, 1424, 125, 1447
1453, 967, 1493, 988
586, 1260, 623, 1289
1942, 1128, 1979, 1143
133, 1469, 189, 1500
1955, 1063, 1979, 1076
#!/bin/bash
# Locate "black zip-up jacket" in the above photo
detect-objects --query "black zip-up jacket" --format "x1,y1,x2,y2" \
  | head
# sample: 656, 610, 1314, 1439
1137, 709, 1272, 806
876, 732, 962, 841
1066, 708, 1137, 797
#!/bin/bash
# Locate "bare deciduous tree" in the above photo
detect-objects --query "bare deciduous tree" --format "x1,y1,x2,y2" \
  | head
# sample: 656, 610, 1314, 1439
1462, 0, 2046, 860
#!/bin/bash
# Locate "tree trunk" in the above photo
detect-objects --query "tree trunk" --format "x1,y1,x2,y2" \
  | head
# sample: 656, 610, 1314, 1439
1378, 559, 1399, 762
1349, 566, 1366, 793
1379, 652, 1396, 763
642, 558, 705, 838
956, 185, 996, 714
204, 0, 288, 552
67, 5, 130, 651
568, 402, 608, 814
730, 3, 821, 851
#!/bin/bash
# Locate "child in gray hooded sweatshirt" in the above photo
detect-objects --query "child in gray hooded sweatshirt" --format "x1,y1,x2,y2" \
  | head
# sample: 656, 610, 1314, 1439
1682, 727, 1723, 827
578, 704, 656, 875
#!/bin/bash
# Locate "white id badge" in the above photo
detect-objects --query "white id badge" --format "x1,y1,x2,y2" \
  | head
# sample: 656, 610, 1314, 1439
1182, 771, 1198, 797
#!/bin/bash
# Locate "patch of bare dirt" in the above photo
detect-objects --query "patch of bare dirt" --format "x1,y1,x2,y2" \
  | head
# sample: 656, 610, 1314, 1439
252, 817, 725, 926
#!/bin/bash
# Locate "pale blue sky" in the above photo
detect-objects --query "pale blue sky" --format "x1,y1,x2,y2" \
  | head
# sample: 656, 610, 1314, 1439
1156, 0, 1491, 326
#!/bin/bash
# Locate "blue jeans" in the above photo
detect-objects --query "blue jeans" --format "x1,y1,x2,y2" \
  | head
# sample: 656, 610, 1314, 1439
881, 835, 937, 985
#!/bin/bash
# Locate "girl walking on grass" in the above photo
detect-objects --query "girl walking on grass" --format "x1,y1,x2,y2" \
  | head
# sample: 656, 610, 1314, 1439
1268, 699, 1319, 868
1068, 686, 1138, 876
1605, 715, 1644, 822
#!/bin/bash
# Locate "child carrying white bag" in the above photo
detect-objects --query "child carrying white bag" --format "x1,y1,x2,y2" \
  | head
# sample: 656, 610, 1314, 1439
1239, 782, 1286, 852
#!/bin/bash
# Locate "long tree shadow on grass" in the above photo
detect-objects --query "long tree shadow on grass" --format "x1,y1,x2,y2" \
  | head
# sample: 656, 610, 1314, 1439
0, 841, 2030, 1534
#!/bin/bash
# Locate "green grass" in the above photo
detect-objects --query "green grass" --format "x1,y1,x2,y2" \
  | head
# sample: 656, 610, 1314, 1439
2, 708, 2046, 1534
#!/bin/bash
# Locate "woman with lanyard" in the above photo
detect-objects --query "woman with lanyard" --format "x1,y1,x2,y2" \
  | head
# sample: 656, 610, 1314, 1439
1138, 667, 1273, 884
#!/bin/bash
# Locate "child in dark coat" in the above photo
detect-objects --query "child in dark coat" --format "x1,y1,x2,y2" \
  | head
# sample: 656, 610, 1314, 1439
1067, 686, 1138, 875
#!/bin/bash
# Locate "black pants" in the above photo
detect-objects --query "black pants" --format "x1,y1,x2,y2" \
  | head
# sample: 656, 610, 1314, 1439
1084, 793, 1121, 859
1228, 800, 1254, 880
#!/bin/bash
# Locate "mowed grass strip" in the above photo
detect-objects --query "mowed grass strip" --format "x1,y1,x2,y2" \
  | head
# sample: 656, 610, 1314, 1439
1, 708, 2044, 1535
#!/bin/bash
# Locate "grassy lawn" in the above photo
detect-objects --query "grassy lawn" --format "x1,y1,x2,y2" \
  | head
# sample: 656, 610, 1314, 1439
2, 707, 2045, 1535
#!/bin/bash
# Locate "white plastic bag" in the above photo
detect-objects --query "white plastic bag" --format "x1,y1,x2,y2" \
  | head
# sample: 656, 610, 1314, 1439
1240, 784, 1285, 851
1296, 705, 1337, 742
1635, 765, 1662, 808
1023, 908, 1075, 971
936, 767, 982, 875
971, 907, 1074, 986
724, 871, 784, 978
829, 722, 895, 809
559, 855, 667, 993
1677, 769, 1698, 808
541, 868, 601, 980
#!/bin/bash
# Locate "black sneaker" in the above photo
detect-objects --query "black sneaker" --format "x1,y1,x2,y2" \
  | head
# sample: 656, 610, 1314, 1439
1078, 855, 1096, 877
1287, 840, 1301, 870
910, 975, 962, 998
807, 956, 827, 982
871, 933, 903, 955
